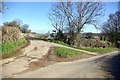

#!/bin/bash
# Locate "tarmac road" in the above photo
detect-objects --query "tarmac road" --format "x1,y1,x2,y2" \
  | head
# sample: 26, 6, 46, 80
14, 51, 120, 78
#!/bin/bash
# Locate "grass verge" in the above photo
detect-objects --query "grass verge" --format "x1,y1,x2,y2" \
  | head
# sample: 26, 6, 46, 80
80, 48, 119, 54
44, 47, 94, 62
45, 39, 119, 54
0, 38, 30, 59
54, 46, 86, 58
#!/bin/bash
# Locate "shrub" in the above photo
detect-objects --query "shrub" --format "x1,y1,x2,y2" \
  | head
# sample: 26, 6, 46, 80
2, 26, 22, 43
75, 38, 111, 48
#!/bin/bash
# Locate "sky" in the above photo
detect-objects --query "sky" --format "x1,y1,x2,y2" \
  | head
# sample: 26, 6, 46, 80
1, 2, 119, 33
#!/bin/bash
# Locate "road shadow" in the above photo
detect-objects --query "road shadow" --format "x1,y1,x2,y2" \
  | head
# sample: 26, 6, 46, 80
102, 51, 120, 79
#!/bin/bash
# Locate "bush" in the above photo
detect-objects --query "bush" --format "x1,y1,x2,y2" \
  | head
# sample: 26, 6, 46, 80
75, 38, 111, 48
2, 26, 22, 43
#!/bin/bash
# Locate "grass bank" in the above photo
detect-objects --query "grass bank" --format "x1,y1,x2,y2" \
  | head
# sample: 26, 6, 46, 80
54, 47, 86, 58
80, 48, 119, 54
0, 38, 30, 59
44, 46, 94, 62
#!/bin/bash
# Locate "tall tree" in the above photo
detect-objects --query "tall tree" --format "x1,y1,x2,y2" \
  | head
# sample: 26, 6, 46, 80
49, 1, 103, 45
49, 3, 66, 41
101, 11, 120, 47
0, 1, 4, 13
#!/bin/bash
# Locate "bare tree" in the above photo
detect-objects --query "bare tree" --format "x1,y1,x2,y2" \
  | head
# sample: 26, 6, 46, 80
0, 1, 7, 13
101, 11, 120, 47
50, 2, 103, 45
49, 3, 66, 41
0, 1, 3, 13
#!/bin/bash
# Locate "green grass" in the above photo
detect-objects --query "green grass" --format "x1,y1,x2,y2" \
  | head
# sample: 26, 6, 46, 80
0, 38, 27, 55
54, 46, 86, 58
46, 39, 119, 54
80, 48, 119, 54
40, 38, 119, 54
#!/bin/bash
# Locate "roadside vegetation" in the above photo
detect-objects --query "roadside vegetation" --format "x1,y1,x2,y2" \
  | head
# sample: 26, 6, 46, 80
80, 48, 119, 54
53, 40, 119, 54
1, 38, 29, 59
1, 22, 31, 59
1, 38, 27, 53
44, 46, 94, 62
39, 38, 119, 54
54, 46, 86, 58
